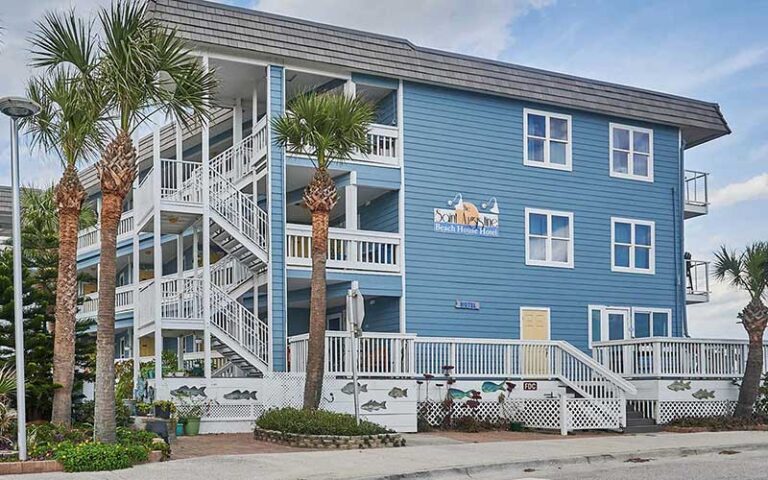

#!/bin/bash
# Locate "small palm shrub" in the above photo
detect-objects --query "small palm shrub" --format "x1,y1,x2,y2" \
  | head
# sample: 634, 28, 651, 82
256, 408, 390, 436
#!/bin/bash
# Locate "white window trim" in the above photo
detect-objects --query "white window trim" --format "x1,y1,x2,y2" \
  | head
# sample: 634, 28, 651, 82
520, 306, 551, 341
611, 217, 655, 274
609, 123, 654, 182
589, 305, 673, 347
631, 307, 672, 338
587, 305, 634, 349
523, 108, 573, 171
525, 207, 575, 268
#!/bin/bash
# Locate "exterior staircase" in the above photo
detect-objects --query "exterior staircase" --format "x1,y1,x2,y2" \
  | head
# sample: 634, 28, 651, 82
623, 405, 661, 434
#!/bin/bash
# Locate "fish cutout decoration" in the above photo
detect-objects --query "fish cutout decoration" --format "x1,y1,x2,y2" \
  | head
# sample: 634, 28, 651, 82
223, 389, 258, 400
388, 387, 408, 398
692, 389, 715, 400
667, 380, 692, 392
170, 385, 207, 398
361, 400, 387, 412
481, 381, 515, 393
448, 388, 481, 400
341, 382, 368, 395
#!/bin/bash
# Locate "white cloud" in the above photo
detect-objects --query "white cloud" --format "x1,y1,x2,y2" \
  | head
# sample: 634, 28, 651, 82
710, 173, 768, 208
253, 0, 553, 59
687, 281, 749, 339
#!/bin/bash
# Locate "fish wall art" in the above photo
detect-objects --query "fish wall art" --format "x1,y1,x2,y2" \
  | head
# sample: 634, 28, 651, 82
692, 389, 716, 400
361, 400, 387, 412
223, 389, 258, 400
388, 387, 408, 398
170, 385, 207, 398
666, 380, 692, 392
341, 382, 368, 395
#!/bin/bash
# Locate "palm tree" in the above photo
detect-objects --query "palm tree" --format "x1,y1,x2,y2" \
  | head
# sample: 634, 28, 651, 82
272, 91, 375, 409
713, 242, 768, 417
23, 48, 107, 426
31, 1, 216, 442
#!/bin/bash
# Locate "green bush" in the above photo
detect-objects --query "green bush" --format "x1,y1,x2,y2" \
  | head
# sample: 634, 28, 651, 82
117, 426, 170, 459
54, 442, 133, 472
27, 424, 91, 460
666, 415, 767, 431
256, 408, 390, 436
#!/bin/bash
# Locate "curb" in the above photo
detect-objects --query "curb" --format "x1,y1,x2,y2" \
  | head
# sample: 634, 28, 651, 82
356, 442, 768, 479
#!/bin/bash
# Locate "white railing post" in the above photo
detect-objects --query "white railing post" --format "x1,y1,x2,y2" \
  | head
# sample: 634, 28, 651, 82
559, 394, 568, 436
653, 341, 662, 377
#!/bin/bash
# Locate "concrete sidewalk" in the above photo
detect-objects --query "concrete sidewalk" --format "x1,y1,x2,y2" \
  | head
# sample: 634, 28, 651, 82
6, 431, 768, 480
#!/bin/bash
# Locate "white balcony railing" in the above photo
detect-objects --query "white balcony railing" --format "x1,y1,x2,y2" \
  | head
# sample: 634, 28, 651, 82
684, 170, 709, 218
686, 258, 710, 303
592, 338, 768, 378
161, 159, 203, 204
288, 332, 636, 398
287, 123, 399, 167
286, 224, 401, 273
77, 210, 135, 252
77, 284, 135, 319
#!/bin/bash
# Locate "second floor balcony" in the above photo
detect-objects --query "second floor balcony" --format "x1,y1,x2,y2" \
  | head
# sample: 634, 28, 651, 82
684, 170, 709, 219
686, 258, 710, 304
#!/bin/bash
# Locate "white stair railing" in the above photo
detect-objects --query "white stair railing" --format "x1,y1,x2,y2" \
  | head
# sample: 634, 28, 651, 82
210, 284, 269, 367
209, 168, 269, 255
211, 255, 254, 292
210, 117, 268, 184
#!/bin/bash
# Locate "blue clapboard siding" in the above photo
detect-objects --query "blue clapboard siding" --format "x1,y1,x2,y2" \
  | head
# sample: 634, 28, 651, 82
402, 81, 684, 351
360, 191, 399, 233
269, 65, 287, 371
363, 296, 400, 332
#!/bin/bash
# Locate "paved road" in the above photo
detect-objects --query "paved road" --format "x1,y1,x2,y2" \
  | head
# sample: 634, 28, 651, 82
476, 450, 767, 480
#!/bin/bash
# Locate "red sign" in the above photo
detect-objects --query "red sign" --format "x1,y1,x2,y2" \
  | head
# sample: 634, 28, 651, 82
523, 381, 537, 391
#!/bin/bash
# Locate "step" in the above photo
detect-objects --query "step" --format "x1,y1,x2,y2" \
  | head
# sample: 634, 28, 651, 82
623, 424, 662, 434
626, 417, 656, 426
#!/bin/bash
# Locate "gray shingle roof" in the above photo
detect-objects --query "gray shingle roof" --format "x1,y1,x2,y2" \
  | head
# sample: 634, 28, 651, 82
148, 0, 729, 148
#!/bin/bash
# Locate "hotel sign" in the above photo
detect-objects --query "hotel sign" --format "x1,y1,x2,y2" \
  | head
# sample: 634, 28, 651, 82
434, 194, 499, 237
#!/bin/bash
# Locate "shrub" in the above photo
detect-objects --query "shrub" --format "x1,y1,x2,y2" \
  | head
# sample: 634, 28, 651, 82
136, 402, 152, 416
117, 427, 170, 459
27, 424, 90, 460
115, 401, 132, 428
71, 400, 94, 425
256, 408, 390, 436
54, 442, 133, 472
666, 415, 767, 431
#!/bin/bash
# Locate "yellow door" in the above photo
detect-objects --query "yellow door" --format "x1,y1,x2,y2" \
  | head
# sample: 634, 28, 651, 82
521, 308, 550, 376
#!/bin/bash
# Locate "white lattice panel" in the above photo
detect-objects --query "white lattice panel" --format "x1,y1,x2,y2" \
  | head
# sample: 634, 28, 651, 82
418, 398, 561, 430
657, 401, 737, 424
567, 399, 622, 430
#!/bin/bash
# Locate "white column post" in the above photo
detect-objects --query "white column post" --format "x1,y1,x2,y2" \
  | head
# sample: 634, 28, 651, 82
346, 171, 358, 266
177, 234, 184, 278
233, 98, 243, 145
202, 55, 213, 379
176, 121, 183, 192
252, 85, 259, 127
152, 127, 163, 382
132, 192, 141, 388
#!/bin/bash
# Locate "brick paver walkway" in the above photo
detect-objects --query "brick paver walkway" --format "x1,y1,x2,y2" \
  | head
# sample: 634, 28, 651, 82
171, 433, 312, 459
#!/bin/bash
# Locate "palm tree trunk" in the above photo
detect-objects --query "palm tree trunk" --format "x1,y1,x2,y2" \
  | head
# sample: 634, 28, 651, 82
94, 131, 137, 443
51, 166, 86, 426
302, 168, 338, 410
734, 299, 768, 418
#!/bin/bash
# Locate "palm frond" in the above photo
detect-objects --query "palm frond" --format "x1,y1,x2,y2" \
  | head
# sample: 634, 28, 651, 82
713, 243, 768, 301
29, 9, 96, 75
272, 91, 375, 169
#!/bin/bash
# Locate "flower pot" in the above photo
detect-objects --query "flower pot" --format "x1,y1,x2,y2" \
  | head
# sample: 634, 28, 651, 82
175, 421, 185, 437
185, 417, 201, 436
154, 405, 172, 419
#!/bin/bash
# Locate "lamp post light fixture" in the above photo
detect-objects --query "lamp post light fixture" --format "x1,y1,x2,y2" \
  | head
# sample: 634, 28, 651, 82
0, 96, 41, 461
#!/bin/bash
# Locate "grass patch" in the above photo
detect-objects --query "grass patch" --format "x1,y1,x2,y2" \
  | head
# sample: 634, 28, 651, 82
256, 408, 390, 436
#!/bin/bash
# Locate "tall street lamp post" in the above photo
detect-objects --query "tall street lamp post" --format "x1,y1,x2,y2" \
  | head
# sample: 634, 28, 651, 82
0, 96, 41, 461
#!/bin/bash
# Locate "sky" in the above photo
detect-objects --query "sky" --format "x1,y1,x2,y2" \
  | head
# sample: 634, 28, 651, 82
0, 0, 766, 339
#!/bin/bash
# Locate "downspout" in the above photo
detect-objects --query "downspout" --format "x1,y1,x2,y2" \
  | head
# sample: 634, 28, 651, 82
678, 129, 689, 338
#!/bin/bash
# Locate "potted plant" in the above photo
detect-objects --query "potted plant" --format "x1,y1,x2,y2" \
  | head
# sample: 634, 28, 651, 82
176, 394, 210, 436
136, 402, 152, 416
152, 400, 176, 420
